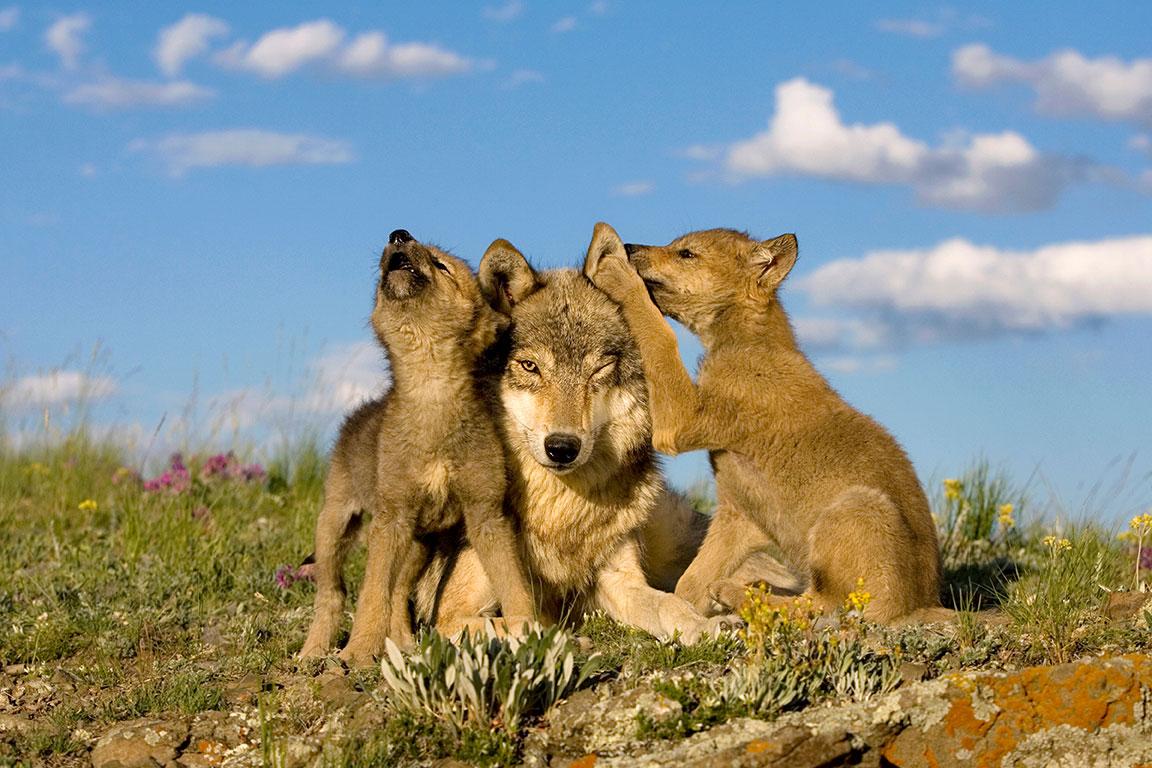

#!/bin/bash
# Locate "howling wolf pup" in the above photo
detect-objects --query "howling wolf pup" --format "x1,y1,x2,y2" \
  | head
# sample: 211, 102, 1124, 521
586, 223, 944, 623
299, 230, 535, 664
416, 232, 755, 642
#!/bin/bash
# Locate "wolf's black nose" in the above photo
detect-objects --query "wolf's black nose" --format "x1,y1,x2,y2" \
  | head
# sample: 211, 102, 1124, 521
623, 243, 640, 256
389, 229, 414, 245
544, 433, 582, 465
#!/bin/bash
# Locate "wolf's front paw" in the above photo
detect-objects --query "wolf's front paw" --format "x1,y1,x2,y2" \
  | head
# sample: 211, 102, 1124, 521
675, 576, 712, 616
588, 251, 648, 304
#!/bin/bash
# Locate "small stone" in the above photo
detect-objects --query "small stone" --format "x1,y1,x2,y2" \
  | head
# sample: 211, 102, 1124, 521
90, 717, 189, 768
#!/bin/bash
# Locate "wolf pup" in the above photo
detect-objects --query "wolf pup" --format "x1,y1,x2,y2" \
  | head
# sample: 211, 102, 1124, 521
417, 234, 747, 642
299, 229, 535, 664
586, 223, 943, 623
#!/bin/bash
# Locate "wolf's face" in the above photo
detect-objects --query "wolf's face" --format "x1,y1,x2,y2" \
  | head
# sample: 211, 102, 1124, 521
621, 229, 798, 335
479, 241, 649, 476
372, 229, 501, 355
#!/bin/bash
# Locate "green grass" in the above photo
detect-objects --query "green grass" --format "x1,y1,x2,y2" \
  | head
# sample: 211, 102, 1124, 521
1, 437, 1149, 766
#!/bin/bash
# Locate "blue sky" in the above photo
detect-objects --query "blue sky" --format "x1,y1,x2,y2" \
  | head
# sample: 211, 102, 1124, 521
2, 1, 1151, 520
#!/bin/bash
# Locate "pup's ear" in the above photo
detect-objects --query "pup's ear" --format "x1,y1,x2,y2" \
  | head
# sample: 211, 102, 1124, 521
583, 221, 627, 277
479, 239, 540, 314
750, 233, 798, 289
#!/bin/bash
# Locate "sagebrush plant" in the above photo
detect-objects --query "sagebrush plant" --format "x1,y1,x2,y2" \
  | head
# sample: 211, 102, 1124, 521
379, 622, 601, 734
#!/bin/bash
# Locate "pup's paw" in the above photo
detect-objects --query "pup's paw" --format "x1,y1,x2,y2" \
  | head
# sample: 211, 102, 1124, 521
707, 579, 752, 614
587, 250, 647, 304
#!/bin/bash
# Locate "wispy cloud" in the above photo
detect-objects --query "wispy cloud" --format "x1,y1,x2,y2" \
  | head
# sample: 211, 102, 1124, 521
483, 0, 525, 23
551, 16, 577, 33
711, 77, 1089, 213
64, 77, 214, 109
45, 12, 90, 70
796, 235, 1152, 350
130, 129, 354, 176
875, 9, 991, 39
501, 68, 544, 89
216, 18, 475, 80
611, 180, 655, 197
874, 18, 943, 39
954, 44, 1152, 127
2, 370, 117, 409
0, 6, 19, 32
154, 13, 230, 76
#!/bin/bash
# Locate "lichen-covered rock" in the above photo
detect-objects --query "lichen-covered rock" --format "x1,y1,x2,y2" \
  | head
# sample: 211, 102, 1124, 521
89, 717, 188, 768
569, 654, 1152, 768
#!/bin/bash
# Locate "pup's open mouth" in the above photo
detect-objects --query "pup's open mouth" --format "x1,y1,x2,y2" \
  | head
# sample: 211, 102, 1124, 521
386, 251, 418, 275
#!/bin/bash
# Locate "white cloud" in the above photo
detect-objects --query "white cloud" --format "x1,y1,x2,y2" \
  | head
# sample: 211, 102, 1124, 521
874, 18, 943, 39
611, 180, 655, 197
337, 32, 472, 78
2, 371, 117, 409
0, 6, 19, 31
217, 19, 344, 78
816, 355, 897, 375
501, 68, 544, 89
130, 129, 354, 176
552, 16, 577, 33
217, 19, 474, 80
45, 12, 90, 70
719, 77, 1085, 212
793, 316, 893, 352
483, 0, 525, 22
953, 44, 1152, 127
154, 13, 230, 76
797, 235, 1152, 343
1131, 133, 1151, 157
589, 0, 609, 15
78, 162, 97, 177
64, 77, 215, 109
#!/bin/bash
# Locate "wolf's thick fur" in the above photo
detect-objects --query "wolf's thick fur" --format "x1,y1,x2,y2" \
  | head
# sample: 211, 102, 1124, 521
586, 223, 943, 623
299, 231, 534, 664
416, 235, 750, 642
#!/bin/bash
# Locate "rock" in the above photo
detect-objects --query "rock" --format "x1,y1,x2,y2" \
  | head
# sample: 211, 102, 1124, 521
90, 717, 188, 768
1103, 592, 1150, 623
560, 654, 1152, 768
0, 713, 34, 734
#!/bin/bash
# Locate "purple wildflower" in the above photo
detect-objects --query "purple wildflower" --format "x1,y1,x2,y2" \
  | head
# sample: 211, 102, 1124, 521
1141, 546, 1152, 572
143, 453, 192, 494
241, 463, 266, 482
274, 563, 314, 590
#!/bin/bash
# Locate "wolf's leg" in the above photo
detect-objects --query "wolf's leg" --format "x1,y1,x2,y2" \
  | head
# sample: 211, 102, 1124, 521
584, 224, 732, 455
459, 468, 537, 632
300, 471, 363, 658
429, 546, 500, 636
339, 504, 415, 665
707, 551, 806, 612
386, 536, 430, 648
675, 505, 766, 614
593, 538, 738, 644
806, 485, 934, 623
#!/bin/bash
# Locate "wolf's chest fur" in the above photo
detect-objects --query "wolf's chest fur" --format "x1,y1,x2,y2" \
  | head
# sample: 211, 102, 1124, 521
509, 457, 656, 595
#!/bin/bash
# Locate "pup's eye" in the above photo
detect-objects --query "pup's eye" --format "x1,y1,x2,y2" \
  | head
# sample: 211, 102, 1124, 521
433, 259, 450, 272
518, 359, 539, 373
678, 249, 695, 259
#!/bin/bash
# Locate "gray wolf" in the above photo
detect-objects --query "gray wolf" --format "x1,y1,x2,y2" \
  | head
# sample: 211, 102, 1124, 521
299, 229, 535, 664
586, 223, 943, 622
416, 232, 756, 643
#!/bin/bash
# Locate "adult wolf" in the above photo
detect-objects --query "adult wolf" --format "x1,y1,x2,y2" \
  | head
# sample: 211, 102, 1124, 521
419, 233, 786, 641
586, 223, 943, 623
299, 230, 535, 664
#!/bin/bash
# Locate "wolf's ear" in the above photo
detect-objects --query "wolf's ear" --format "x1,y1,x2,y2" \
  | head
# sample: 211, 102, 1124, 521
480, 238, 540, 314
583, 221, 627, 277
750, 233, 798, 289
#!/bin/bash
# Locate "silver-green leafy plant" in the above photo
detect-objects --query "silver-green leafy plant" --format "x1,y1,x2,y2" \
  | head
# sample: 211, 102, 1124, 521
379, 622, 600, 733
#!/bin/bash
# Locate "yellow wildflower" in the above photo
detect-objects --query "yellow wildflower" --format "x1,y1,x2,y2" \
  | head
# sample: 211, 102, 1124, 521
943, 478, 963, 501
78, 499, 98, 512
1042, 535, 1071, 553
997, 503, 1015, 529
1130, 514, 1152, 532
24, 462, 50, 477
1118, 531, 1138, 543
845, 577, 872, 613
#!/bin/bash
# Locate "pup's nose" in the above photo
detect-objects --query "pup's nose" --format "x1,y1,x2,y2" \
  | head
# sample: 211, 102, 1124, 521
544, 433, 582, 465
623, 243, 640, 256
389, 229, 414, 245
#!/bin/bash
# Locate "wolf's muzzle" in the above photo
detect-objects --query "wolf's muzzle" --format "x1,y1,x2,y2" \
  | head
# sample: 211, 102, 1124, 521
389, 229, 415, 245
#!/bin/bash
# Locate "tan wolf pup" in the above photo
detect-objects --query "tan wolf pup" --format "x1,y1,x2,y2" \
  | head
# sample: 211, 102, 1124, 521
586, 223, 943, 622
299, 229, 535, 664
415, 233, 753, 642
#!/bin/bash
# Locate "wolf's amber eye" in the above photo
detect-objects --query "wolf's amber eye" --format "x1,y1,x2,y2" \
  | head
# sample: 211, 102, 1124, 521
518, 359, 539, 373
433, 259, 450, 272
678, 249, 695, 259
